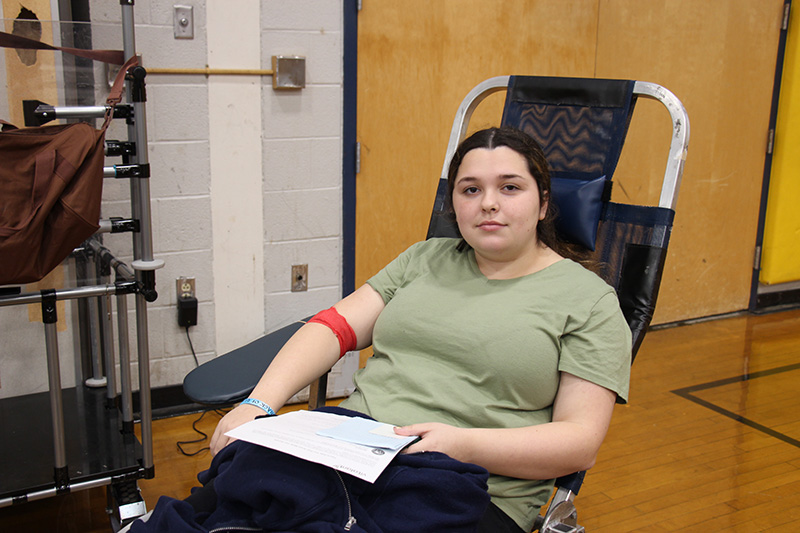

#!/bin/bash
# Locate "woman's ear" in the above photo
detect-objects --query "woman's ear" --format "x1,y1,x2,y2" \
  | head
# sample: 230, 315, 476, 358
539, 190, 549, 221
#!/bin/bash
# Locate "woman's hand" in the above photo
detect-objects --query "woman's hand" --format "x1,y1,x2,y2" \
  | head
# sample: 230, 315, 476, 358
394, 422, 470, 460
209, 403, 265, 456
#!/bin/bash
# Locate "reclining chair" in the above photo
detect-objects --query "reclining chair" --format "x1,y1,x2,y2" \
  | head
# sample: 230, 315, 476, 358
183, 75, 689, 532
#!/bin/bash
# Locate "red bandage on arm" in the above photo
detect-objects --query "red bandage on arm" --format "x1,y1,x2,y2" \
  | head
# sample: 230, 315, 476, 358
307, 307, 357, 358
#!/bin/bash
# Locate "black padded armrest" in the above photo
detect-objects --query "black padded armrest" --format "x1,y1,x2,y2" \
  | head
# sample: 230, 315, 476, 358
182, 318, 307, 406
555, 470, 586, 496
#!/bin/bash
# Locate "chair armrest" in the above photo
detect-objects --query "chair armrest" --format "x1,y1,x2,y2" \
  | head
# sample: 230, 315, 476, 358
554, 470, 586, 496
182, 318, 307, 406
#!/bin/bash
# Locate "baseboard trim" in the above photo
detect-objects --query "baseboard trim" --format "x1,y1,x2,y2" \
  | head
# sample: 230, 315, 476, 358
756, 288, 800, 310
132, 385, 230, 421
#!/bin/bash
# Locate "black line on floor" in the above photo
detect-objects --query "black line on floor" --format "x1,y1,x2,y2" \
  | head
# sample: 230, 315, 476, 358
671, 362, 800, 449
672, 362, 800, 395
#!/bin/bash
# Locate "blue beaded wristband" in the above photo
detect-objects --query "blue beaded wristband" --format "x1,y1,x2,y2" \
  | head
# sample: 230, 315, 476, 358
241, 397, 276, 416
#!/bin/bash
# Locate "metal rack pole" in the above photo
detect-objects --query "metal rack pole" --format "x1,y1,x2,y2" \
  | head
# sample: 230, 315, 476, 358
0, 284, 134, 308
117, 291, 135, 433
98, 273, 118, 405
85, 287, 107, 387
41, 290, 69, 490
121, 0, 157, 477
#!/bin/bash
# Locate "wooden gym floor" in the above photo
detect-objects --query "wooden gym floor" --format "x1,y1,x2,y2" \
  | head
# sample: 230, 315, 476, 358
1, 307, 799, 532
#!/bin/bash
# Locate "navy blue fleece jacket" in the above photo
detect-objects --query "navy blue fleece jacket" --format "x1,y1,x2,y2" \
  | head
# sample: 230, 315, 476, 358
132, 407, 490, 532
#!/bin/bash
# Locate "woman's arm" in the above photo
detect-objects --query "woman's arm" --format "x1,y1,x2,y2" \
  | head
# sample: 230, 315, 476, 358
210, 283, 385, 455
394, 372, 617, 480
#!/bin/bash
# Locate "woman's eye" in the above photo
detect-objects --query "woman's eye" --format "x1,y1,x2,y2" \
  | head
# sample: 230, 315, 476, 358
463, 186, 479, 194
502, 184, 520, 191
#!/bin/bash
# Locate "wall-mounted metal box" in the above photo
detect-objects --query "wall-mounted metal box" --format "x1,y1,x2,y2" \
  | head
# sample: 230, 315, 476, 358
272, 56, 306, 90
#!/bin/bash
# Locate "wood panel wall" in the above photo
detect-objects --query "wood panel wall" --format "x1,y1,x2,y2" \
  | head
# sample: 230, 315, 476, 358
596, 0, 785, 322
356, 0, 786, 324
2, 0, 58, 125
356, 0, 600, 285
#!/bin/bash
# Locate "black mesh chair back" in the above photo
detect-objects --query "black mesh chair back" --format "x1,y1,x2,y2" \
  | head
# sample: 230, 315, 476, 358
502, 76, 634, 181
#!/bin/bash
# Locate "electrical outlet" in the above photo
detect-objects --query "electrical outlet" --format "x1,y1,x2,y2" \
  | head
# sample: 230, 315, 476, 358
291, 264, 308, 292
176, 277, 195, 299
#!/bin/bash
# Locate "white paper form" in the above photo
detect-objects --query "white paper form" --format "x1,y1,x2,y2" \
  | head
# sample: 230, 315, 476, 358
225, 410, 417, 483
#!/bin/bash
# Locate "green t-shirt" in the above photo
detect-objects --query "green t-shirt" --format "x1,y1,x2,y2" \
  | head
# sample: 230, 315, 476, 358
340, 238, 631, 531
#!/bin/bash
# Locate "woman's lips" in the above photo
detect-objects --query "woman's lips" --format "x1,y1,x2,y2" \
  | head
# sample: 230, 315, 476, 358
477, 221, 505, 231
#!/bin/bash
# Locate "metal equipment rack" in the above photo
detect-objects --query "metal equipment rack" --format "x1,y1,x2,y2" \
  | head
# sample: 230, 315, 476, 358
0, 3, 159, 529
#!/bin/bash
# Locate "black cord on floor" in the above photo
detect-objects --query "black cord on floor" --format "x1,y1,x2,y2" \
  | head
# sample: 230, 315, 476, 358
176, 408, 230, 457
178, 327, 229, 455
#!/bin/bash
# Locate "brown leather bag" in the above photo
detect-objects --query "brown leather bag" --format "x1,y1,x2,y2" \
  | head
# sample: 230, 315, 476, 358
0, 32, 137, 285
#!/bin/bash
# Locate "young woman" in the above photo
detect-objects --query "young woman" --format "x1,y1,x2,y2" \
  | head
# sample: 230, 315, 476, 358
135, 127, 631, 533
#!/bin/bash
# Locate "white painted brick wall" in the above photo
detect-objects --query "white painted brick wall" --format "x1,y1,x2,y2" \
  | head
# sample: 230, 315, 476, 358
259, 1, 352, 399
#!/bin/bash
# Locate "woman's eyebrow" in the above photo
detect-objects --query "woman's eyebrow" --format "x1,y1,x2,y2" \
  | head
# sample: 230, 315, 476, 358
455, 173, 528, 185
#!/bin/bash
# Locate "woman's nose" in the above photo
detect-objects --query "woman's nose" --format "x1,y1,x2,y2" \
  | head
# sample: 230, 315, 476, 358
481, 191, 499, 212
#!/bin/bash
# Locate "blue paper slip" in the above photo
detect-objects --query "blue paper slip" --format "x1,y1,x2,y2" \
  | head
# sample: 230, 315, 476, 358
316, 417, 417, 451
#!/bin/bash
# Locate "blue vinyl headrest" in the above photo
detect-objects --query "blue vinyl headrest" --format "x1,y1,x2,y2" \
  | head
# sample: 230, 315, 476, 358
550, 175, 608, 251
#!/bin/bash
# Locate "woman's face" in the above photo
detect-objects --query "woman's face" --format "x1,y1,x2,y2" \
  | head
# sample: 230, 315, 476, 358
452, 146, 547, 267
